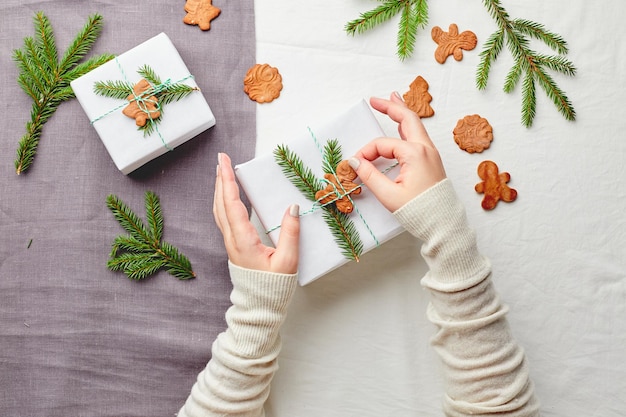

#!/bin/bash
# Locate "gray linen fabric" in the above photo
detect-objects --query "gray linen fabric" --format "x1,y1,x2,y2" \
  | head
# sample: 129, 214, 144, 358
0, 1, 256, 415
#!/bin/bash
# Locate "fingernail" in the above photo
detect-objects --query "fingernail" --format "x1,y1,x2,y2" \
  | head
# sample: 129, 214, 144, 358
217, 152, 223, 166
348, 157, 361, 171
392, 91, 404, 101
289, 204, 300, 218
216, 164, 220, 177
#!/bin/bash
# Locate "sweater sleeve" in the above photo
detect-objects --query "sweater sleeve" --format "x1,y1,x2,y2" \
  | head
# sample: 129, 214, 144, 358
177, 261, 298, 417
393, 179, 540, 417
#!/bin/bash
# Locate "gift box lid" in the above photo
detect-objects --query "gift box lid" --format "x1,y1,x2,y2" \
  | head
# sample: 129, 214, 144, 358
70, 32, 215, 174
235, 100, 403, 285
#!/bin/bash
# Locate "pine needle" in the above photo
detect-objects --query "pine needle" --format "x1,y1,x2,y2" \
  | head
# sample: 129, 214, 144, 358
12, 12, 113, 175
106, 191, 196, 281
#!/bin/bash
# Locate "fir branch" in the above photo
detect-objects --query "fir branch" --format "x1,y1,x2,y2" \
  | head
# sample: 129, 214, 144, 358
58, 14, 106, 74
106, 191, 196, 281
13, 12, 113, 175
137, 64, 162, 85
322, 207, 363, 262
158, 84, 198, 106
274, 145, 322, 201
346, 0, 428, 60
93, 80, 134, 100
477, 0, 577, 127
322, 139, 343, 175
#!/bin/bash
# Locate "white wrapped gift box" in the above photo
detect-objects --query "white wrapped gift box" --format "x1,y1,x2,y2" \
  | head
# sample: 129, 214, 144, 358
71, 32, 215, 174
235, 100, 404, 285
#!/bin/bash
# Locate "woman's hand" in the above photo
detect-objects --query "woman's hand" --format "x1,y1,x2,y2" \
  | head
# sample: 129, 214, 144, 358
213, 153, 300, 274
349, 93, 447, 212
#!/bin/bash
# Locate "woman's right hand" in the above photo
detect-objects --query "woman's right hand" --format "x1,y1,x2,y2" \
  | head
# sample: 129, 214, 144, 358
349, 93, 447, 213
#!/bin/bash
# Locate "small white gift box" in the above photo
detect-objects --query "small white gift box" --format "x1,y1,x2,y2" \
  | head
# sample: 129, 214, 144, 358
235, 100, 404, 285
71, 32, 215, 174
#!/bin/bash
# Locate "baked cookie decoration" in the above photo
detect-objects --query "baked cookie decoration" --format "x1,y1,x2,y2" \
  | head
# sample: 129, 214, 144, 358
243, 63, 283, 103
183, 0, 221, 31
475, 160, 517, 210
431, 23, 477, 64
315, 160, 362, 214
122, 79, 161, 127
453, 114, 493, 153
403, 75, 434, 118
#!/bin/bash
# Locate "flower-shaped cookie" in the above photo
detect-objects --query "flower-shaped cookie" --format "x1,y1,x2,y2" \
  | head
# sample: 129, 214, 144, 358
243, 63, 283, 103
453, 114, 493, 153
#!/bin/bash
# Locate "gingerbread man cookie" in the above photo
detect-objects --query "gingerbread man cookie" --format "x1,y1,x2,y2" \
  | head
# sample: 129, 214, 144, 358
122, 79, 160, 127
431, 23, 477, 64
183, 0, 221, 31
243, 63, 283, 103
403, 75, 434, 118
453, 114, 493, 153
475, 160, 517, 210
315, 160, 362, 214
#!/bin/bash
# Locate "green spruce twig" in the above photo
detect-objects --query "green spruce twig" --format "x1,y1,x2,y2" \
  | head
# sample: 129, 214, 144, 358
345, 0, 428, 60
477, 0, 576, 127
106, 191, 195, 280
13, 12, 113, 175
274, 142, 364, 261
93, 64, 198, 137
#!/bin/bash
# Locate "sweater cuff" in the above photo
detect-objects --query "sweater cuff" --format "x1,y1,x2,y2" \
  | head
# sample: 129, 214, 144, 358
226, 261, 298, 356
392, 179, 490, 293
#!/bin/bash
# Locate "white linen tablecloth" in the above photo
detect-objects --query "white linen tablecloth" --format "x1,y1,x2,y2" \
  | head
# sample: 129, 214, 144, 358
254, 1, 626, 416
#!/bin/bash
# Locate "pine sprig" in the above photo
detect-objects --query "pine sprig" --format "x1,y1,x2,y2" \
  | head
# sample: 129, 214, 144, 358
345, 0, 428, 60
477, 0, 576, 127
106, 191, 196, 281
274, 143, 364, 261
93, 65, 198, 137
322, 139, 343, 175
322, 208, 364, 262
274, 145, 322, 201
13, 12, 113, 175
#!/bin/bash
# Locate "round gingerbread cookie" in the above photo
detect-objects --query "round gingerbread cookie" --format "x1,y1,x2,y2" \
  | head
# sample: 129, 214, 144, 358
243, 63, 283, 103
452, 114, 493, 153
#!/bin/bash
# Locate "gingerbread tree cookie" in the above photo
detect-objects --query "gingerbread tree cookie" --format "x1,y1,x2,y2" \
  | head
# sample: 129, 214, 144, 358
403, 75, 434, 118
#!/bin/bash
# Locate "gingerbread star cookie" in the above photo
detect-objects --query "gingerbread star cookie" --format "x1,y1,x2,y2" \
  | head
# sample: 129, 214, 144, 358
183, 0, 221, 31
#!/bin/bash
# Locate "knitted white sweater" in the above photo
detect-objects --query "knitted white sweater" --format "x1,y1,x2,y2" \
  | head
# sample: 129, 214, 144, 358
178, 179, 540, 417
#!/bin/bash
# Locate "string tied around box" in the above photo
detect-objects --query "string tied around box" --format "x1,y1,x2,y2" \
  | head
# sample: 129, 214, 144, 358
270, 127, 398, 262
91, 58, 199, 151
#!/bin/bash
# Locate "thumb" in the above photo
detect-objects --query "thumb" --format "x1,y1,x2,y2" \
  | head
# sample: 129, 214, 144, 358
349, 157, 396, 210
273, 204, 300, 274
